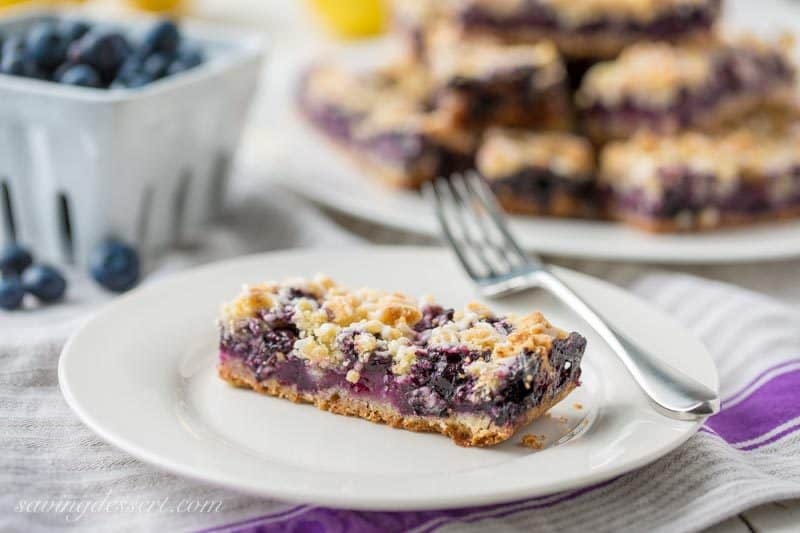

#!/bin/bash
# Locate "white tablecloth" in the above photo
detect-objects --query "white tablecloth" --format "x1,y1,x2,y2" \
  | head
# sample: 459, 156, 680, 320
2, 164, 800, 532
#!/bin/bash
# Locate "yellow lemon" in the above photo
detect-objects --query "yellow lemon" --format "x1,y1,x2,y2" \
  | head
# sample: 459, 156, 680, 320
129, 0, 183, 12
309, 0, 387, 39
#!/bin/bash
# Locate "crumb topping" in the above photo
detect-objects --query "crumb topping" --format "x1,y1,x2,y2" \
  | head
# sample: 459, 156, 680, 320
579, 42, 711, 107
600, 126, 800, 194
301, 63, 475, 150
427, 24, 564, 88
395, 0, 456, 27
578, 37, 792, 107
221, 276, 569, 392
463, 0, 713, 25
478, 128, 594, 180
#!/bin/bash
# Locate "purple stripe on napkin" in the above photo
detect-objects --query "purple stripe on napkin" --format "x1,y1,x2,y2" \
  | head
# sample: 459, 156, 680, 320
705, 364, 800, 446
220, 478, 618, 533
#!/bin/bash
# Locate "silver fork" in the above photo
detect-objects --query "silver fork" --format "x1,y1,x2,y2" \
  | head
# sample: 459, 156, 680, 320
423, 171, 720, 420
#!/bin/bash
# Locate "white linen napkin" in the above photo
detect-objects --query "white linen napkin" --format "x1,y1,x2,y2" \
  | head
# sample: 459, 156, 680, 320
2, 188, 799, 532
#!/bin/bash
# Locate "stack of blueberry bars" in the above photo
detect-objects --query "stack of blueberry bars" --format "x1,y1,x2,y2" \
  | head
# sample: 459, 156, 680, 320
218, 276, 586, 446
297, 0, 800, 233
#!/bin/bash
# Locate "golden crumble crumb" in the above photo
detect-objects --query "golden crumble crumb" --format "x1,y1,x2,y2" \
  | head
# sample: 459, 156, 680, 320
519, 434, 545, 450
573, 402, 583, 410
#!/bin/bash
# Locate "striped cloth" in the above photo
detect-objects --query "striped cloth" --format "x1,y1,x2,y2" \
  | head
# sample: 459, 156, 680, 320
2, 268, 799, 532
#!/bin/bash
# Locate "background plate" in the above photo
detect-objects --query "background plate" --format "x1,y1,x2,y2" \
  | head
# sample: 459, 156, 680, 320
253, 0, 800, 264
59, 248, 718, 510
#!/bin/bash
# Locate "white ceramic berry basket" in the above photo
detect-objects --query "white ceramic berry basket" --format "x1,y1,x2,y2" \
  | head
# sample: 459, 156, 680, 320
0, 8, 264, 267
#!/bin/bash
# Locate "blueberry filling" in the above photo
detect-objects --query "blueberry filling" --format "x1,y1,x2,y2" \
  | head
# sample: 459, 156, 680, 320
583, 48, 794, 132
459, 0, 720, 40
220, 306, 586, 427
488, 167, 595, 207
440, 76, 567, 126
297, 76, 473, 177
607, 166, 800, 219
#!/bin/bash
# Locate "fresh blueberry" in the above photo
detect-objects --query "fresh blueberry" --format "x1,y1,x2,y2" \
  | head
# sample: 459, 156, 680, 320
111, 72, 152, 89
0, 37, 26, 76
23, 59, 49, 79
116, 53, 144, 78
166, 46, 203, 76
22, 264, 66, 303
59, 64, 101, 87
59, 19, 90, 43
0, 243, 33, 275
142, 52, 170, 79
111, 55, 154, 88
0, 53, 25, 76
2, 35, 24, 57
177, 44, 203, 67
69, 30, 131, 74
90, 240, 140, 293
53, 61, 75, 81
25, 21, 67, 70
0, 275, 25, 311
141, 19, 180, 56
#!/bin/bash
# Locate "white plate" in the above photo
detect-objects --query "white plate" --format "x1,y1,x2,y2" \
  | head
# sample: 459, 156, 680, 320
59, 248, 718, 510
251, 0, 800, 264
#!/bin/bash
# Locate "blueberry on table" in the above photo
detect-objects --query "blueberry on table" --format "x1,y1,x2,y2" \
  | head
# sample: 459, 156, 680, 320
59, 64, 102, 88
69, 30, 131, 75
23, 265, 66, 303
90, 240, 140, 293
0, 243, 33, 275
59, 20, 90, 43
25, 21, 67, 70
141, 19, 180, 56
0, 275, 25, 311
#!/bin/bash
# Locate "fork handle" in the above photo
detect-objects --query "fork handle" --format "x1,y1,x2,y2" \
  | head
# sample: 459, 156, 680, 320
533, 269, 720, 420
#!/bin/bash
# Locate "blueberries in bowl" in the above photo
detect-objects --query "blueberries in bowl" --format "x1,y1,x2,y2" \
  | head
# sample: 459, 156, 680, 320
0, 275, 25, 311
59, 19, 90, 44
59, 64, 102, 88
0, 36, 26, 75
23, 264, 67, 303
141, 19, 180, 56
25, 21, 67, 70
167, 45, 204, 76
90, 239, 140, 293
68, 30, 131, 76
0, 17, 205, 89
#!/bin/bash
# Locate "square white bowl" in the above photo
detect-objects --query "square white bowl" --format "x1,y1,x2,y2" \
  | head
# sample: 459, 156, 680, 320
0, 8, 265, 266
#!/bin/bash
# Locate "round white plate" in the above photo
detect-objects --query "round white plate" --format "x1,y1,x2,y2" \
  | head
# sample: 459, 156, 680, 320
249, 0, 800, 264
59, 248, 718, 510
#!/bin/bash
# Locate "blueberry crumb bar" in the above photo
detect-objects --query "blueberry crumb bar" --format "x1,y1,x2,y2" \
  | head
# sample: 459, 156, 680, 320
600, 126, 800, 232
218, 276, 586, 447
578, 37, 796, 142
478, 129, 596, 217
427, 25, 572, 129
456, 0, 721, 59
297, 64, 475, 189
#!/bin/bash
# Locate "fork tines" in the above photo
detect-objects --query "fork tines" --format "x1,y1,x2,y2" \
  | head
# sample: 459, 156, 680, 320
423, 171, 531, 283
